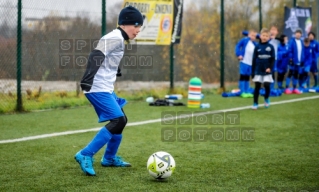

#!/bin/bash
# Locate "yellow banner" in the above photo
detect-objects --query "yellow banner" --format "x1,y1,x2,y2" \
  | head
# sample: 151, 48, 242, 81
123, 0, 173, 45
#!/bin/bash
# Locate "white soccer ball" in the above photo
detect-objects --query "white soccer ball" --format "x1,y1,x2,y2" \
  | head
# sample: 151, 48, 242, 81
147, 151, 176, 179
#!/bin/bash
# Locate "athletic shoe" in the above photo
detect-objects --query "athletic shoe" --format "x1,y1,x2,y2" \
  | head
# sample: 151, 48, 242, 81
101, 156, 132, 167
251, 103, 258, 110
241, 93, 251, 98
246, 93, 254, 98
284, 88, 292, 94
74, 151, 96, 176
292, 89, 302, 94
264, 98, 270, 108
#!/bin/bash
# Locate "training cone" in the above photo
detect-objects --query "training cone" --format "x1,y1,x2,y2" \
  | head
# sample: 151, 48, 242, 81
187, 77, 202, 108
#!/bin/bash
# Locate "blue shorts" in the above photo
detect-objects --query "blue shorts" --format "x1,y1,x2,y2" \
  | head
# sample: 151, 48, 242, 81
85, 92, 127, 123
277, 61, 288, 74
300, 65, 311, 73
240, 62, 252, 76
290, 65, 300, 74
310, 61, 318, 73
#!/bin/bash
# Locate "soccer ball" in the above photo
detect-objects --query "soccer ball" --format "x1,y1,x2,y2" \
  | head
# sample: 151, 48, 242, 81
147, 151, 176, 179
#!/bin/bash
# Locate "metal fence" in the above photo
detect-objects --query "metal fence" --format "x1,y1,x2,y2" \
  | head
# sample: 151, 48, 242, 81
0, 0, 318, 112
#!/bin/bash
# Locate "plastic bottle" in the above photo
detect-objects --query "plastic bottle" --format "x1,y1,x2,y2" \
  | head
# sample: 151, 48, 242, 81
200, 103, 210, 108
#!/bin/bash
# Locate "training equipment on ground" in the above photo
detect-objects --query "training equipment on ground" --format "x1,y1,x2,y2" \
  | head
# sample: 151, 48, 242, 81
147, 151, 176, 179
187, 77, 202, 108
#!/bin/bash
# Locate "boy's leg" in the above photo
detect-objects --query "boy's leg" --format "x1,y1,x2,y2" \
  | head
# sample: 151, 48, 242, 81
264, 82, 271, 108
102, 109, 131, 167
277, 72, 285, 89
292, 66, 301, 94
311, 61, 318, 87
314, 72, 318, 87
271, 60, 277, 90
253, 82, 261, 108
75, 92, 125, 175
245, 65, 252, 93
285, 70, 292, 88
75, 127, 112, 176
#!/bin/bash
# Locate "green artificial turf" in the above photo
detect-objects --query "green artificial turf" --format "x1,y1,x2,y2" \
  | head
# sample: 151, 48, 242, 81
0, 94, 318, 191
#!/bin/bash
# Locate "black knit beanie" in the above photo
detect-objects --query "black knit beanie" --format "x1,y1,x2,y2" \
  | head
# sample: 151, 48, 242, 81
118, 6, 143, 26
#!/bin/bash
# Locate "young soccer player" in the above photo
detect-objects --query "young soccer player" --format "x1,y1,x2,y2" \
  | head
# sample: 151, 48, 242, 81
74, 6, 143, 176
299, 38, 312, 88
251, 28, 275, 109
276, 34, 289, 90
269, 25, 281, 89
235, 29, 257, 97
285, 28, 304, 94
308, 32, 319, 87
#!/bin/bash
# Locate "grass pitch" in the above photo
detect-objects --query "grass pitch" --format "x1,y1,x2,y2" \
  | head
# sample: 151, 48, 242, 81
0, 93, 318, 191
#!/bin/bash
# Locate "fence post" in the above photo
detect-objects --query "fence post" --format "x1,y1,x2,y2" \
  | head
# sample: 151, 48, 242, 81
259, 0, 262, 31
170, 43, 174, 90
101, 0, 106, 36
16, 0, 23, 112
219, 0, 225, 92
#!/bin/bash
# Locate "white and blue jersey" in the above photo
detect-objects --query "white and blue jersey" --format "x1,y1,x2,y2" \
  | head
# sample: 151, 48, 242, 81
80, 28, 129, 122
235, 37, 256, 75
288, 38, 305, 66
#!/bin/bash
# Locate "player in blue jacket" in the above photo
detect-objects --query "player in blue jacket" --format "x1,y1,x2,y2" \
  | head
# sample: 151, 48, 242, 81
285, 28, 304, 94
74, 6, 143, 176
276, 34, 289, 90
308, 32, 319, 87
251, 28, 275, 109
235, 29, 257, 97
299, 38, 312, 88
269, 25, 281, 89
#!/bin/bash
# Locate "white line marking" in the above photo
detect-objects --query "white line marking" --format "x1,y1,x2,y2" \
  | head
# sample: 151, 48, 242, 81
1, 95, 318, 144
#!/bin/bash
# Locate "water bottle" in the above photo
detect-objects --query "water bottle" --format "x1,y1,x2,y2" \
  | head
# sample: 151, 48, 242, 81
200, 103, 210, 108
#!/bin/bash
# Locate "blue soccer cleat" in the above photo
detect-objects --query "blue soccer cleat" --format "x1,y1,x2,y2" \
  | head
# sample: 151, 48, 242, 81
101, 156, 131, 167
74, 151, 96, 176
264, 98, 270, 108
252, 103, 258, 110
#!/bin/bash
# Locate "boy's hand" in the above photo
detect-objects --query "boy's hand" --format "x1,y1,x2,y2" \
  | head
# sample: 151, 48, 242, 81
266, 68, 271, 73
238, 56, 243, 60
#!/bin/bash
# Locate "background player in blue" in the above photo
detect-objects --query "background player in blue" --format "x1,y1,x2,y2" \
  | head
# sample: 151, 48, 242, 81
251, 28, 275, 109
74, 6, 143, 176
235, 29, 257, 97
308, 32, 319, 87
285, 28, 304, 94
299, 38, 312, 89
276, 34, 289, 90
269, 25, 280, 90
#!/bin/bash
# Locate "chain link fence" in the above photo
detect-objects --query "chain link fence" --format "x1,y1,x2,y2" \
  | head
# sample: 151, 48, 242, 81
0, 0, 318, 113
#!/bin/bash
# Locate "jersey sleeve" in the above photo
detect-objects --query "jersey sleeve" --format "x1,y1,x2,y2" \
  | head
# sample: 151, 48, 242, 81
235, 38, 245, 57
95, 37, 123, 56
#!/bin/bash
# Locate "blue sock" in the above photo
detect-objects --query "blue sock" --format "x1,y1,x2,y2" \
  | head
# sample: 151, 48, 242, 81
239, 81, 245, 93
81, 127, 112, 157
278, 82, 282, 88
285, 77, 291, 88
104, 134, 122, 159
244, 81, 249, 93
314, 75, 318, 86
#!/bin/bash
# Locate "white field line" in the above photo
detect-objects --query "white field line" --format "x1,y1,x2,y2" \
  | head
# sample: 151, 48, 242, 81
1, 95, 318, 144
